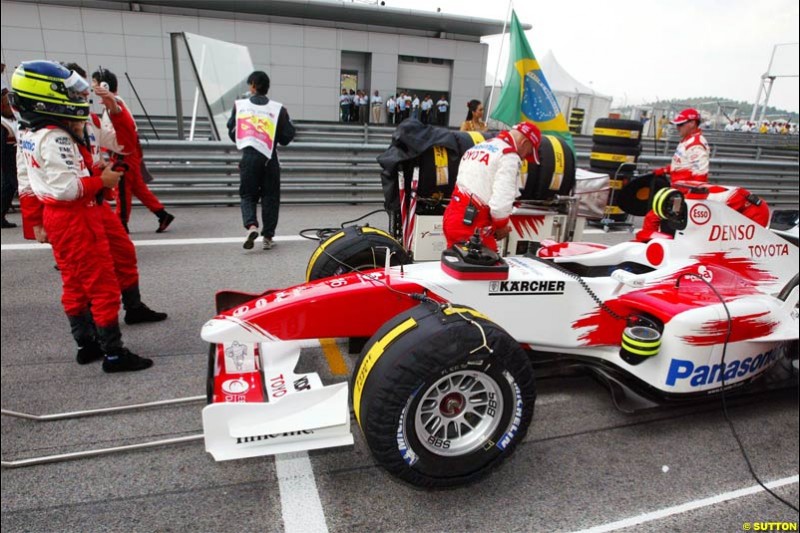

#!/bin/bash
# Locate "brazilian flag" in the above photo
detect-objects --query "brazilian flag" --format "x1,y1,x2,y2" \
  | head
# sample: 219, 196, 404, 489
491, 10, 573, 148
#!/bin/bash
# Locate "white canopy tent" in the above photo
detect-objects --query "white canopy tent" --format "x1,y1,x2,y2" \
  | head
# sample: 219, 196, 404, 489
485, 51, 613, 134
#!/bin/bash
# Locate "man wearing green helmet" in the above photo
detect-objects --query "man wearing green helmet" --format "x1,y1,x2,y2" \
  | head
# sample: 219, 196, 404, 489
10, 60, 154, 373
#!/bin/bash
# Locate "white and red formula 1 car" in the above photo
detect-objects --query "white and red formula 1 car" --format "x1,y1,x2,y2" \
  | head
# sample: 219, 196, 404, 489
201, 183, 798, 488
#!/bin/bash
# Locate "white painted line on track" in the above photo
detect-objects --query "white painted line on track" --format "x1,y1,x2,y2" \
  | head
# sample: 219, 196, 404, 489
569, 474, 799, 533
1, 235, 312, 251
275, 451, 329, 533
2, 229, 634, 251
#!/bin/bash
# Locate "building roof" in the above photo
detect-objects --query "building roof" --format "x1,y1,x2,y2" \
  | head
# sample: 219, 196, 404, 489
21, 0, 528, 38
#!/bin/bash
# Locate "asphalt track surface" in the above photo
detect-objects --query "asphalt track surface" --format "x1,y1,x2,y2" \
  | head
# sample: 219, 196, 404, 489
1, 205, 798, 533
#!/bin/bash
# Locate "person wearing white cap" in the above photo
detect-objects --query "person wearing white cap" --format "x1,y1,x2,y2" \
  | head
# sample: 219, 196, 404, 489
637, 107, 709, 241
443, 122, 541, 251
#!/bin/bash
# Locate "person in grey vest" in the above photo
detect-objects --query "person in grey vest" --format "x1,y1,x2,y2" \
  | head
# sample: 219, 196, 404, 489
227, 71, 295, 250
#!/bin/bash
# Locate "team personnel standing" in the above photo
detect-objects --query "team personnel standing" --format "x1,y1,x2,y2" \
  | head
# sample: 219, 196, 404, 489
386, 94, 396, 125
228, 70, 295, 250
443, 122, 542, 251
637, 108, 710, 241
10, 61, 154, 372
90, 68, 174, 233
17, 61, 168, 349
1, 80, 18, 229
370, 90, 383, 124
460, 99, 487, 132
339, 89, 350, 123
436, 95, 449, 126
420, 94, 433, 124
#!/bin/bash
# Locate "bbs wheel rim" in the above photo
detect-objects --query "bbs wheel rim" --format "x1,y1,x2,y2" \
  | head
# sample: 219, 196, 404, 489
414, 370, 504, 456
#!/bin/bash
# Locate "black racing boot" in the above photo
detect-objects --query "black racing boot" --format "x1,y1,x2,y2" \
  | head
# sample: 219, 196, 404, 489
155, 210, 175, 233
102, 348, 154, 373
76, 339, 104, 365
68, 312, 103, 364
96, 323, 153, 373
124, 303, 168, 325
122, 285, 168, 325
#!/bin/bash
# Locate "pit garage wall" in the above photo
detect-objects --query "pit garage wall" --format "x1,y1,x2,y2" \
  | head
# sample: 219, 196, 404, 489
0, 0, 488, 127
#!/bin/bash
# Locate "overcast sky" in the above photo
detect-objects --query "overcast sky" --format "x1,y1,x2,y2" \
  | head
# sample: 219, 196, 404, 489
388, 0, 799, 113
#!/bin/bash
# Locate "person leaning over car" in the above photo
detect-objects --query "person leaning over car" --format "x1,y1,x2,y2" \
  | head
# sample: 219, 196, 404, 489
443, 122, 542, 252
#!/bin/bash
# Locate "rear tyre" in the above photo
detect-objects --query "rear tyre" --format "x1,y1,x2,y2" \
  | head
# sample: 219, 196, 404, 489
353, 304, 535, 488
306, 225, 410, 281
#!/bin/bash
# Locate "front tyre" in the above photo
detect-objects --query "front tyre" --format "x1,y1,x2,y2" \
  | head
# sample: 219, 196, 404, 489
353, 304, 535, 488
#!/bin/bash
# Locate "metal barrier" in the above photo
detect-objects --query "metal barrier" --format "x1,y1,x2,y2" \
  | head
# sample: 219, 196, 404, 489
574, 136, 798, 161
140, 140, 799, 209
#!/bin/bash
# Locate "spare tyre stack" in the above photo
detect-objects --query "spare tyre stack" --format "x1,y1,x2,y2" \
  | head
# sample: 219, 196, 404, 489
589, 118, 644, 222
520, 134, 576, 201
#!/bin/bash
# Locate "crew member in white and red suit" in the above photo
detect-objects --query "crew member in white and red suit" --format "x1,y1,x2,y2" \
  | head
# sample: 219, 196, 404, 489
443, 121, 541, 252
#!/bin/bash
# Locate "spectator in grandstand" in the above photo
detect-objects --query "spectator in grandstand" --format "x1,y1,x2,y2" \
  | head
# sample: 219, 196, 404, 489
460, 99, 487, 132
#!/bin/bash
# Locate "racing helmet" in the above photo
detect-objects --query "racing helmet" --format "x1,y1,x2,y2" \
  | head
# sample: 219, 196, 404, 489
9, 60, 90, 121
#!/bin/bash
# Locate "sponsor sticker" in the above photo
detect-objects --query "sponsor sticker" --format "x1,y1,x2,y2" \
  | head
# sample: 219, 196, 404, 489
689, 203, 711, 225
665, 349, 777, 387
489, 280, 565, 295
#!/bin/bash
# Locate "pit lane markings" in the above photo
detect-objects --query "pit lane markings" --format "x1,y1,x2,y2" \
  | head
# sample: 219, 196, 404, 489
569, 474, 799, 533
2, 230, 615, 251
319, 339, 349, 376
1, 235, 310, 251
275, 451, 329, 533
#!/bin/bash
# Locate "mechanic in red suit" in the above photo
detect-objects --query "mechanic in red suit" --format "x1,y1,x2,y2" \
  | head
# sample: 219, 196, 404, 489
91, 68, 174, 234
443, 121, 541, 252
636, 108, 709, 241
65, 63, 167, 323
11, 61, 154, 372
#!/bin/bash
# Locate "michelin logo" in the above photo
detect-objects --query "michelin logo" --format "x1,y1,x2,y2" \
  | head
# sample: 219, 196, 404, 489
666, 349, 777, 387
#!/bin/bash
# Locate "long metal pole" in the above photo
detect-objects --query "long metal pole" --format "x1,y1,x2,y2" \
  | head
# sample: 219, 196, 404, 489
1, 435, 204, 468
486, 0, 513, 122
125, 72, 160, 140
189, 44, 207, 141
1, 395, 205, 422
171, 32, 185, 140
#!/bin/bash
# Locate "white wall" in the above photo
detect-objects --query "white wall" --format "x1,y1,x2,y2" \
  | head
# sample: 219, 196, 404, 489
1, 0, 488, 127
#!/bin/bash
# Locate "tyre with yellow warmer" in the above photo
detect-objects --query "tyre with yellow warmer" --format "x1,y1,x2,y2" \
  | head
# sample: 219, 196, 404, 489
305, 225, 410, 282
592, 118, 644, 147
352, 303, 535, 488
